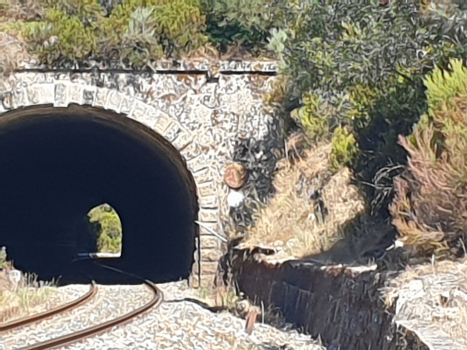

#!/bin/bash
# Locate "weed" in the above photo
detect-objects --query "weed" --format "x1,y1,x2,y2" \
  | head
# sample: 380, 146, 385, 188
0, 257, 57, 322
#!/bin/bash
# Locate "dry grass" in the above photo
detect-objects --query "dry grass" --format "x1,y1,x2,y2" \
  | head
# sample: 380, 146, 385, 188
0, 261, 56, 323
0, 0, 44, 78
194, 272, 264, 333
0, 31, 37, 81
384, 259, 467, 350
244, 141, 365, 259
0, 0, 45, 21
198, 274, 243, 311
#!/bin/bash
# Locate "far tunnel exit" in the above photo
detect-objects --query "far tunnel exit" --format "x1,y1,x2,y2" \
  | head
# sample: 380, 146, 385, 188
79, 203, 123, 257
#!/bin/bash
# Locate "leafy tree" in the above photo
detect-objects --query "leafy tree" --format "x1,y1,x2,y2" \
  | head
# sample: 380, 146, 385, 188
270, 0, 467, 214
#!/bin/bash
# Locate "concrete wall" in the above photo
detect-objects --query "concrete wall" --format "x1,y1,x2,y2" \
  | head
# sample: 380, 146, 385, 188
0, 60, 283, 287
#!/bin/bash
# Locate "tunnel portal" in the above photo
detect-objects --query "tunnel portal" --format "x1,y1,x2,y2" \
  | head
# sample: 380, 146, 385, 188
0, 104, 198, 282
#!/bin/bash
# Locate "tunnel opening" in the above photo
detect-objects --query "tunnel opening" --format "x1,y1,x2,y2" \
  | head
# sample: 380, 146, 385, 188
84, 203, 123, 257
0, 104, 198, 284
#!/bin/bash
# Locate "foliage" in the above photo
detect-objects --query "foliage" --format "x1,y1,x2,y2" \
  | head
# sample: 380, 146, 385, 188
0, 0, 284, 66
1, 8, 97, 64
46, 0, 106, 21
88, 204, 122, 253
390, 59, 467, 259
98, 5, 165, 65
201, 0, 286, 53
424, 58, 467, 118
330, 126, 358, 172
99, 0, 207, 61
272, 0, 467, 211
0, 0, 208, 66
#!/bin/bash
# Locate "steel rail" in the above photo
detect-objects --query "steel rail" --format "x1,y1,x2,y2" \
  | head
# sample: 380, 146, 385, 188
0, 281, 97, 332
16, 264, 163, 350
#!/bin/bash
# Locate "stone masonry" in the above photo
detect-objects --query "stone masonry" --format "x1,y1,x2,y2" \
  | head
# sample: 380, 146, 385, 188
0, 60, 282, 287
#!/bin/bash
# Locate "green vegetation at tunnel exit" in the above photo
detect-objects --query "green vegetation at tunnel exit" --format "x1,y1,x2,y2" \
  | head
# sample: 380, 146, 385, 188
87, 204, 122, 254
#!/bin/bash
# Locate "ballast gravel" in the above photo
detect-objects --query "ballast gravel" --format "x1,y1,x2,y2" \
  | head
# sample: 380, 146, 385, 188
1, 281, 325, 350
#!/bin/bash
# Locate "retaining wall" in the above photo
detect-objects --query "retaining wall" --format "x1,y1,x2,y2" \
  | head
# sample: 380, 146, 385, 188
232, 252, 429, 350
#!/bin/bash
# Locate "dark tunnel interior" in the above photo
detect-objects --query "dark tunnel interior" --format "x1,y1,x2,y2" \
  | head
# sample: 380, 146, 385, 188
0, 104, 198, 283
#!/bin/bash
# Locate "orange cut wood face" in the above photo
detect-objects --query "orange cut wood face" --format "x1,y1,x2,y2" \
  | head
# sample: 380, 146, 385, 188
224, 163, 248, 190
245, 310, 258, 335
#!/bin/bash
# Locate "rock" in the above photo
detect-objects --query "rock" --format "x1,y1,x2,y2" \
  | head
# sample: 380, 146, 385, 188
227, 190, 245, 208
224, 163, 248, 190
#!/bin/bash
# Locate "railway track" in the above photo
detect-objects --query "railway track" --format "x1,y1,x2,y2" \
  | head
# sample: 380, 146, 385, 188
0, 281, 98, 333
0, 264, 163, 350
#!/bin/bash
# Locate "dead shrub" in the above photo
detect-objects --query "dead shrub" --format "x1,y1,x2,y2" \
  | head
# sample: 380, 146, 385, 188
0, 256, 56, 322
0, 32, 36, 81
1, 0, 45, 21
390, 58, 467, 260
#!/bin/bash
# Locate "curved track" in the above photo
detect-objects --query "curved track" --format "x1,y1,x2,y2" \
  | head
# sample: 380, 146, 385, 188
1, 264, 163, 350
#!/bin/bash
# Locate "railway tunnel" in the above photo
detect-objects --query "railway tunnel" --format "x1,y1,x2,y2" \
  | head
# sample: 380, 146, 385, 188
0, 104, 198, 283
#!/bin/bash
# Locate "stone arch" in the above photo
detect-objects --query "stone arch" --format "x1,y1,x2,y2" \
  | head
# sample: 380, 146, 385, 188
0, 76, 223, 285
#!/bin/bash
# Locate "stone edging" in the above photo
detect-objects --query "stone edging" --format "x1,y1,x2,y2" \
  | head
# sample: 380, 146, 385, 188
14, 59, 279, 78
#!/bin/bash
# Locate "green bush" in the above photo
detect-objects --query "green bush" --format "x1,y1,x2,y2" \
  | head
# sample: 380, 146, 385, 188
272, 0, 467, 210
0, 0, 208, 66
330, 126, 358, 172
1, 8, 98, 64
46, 0, 106, 21
201, 0, 286, 53
88, 204, 122, 253
99, 0, 207, 61
424, 58, 467, 117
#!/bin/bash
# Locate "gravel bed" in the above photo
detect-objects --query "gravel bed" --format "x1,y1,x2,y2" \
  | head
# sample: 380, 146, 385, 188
3, 284, 152, 349
57, 281, 325, 350
0, 281, 325, 350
